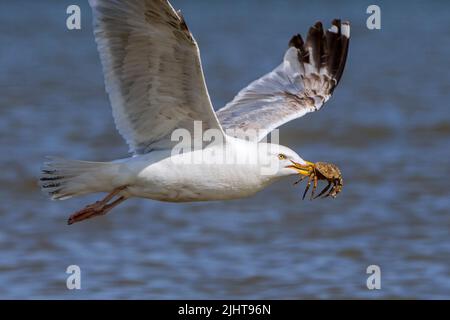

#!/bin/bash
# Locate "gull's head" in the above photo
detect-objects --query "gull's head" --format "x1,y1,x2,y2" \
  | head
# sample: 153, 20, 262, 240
259, 144, 314, 178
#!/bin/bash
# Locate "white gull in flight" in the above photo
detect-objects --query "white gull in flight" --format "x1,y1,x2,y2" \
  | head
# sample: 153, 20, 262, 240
39, 0, 350, 225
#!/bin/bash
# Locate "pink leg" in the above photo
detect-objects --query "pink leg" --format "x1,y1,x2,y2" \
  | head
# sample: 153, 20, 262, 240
67, 187, 128, 225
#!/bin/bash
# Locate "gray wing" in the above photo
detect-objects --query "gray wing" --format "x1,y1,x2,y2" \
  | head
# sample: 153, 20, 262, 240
216, 20, 350, 142
89, 0, 223, 153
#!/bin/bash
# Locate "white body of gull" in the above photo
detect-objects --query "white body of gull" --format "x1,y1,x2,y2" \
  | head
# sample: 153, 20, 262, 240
39, 0, 350, 224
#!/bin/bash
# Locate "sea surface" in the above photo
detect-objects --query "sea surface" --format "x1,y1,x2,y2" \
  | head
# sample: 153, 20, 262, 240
0, 0, 449, 299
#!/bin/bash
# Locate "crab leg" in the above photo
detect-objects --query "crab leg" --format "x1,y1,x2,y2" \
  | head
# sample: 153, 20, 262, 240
314, 181, 332, 199
328, 181, 342, 198
302, 174, 313, 200
310, 174, 319, 200
324, 182, 338, 198
293, 175, 308, 185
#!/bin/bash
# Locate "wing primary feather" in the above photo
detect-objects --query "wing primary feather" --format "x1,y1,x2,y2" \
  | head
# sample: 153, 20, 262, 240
306, 21, 325, 72
289, 34, 310, 65
289, 34, 304, 49
216, 19, 350, 142
301, 19, 349, 89
335, 21, 350, 85
325, 19, 350, 86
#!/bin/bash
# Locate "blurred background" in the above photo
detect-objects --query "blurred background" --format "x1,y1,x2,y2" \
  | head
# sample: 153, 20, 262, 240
0, 0, 449, 299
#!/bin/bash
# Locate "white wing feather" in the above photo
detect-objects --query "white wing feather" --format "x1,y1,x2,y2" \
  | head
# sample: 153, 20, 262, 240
89, 0, 223, 153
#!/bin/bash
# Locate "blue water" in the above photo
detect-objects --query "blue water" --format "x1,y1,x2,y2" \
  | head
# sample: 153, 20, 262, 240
0, 0, 449, 299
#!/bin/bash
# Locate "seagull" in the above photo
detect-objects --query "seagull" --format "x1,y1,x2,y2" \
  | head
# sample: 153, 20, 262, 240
39, 0, 350, 225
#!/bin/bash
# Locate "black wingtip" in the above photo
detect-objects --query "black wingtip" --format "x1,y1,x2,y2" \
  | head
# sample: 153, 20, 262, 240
289, 34, 304, 49
313, 21, 323, 32
331, 19, 341, 31
287, 19, 350, 94
306, 21, 327, 72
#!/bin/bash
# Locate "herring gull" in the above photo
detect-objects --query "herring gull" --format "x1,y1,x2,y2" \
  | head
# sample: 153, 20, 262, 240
39, 0, 350, 225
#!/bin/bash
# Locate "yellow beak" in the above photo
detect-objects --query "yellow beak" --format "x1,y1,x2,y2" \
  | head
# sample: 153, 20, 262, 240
286, 160, 315, 176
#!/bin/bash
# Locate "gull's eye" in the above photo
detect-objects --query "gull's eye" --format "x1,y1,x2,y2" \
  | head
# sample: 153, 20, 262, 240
278, 154, 287, 160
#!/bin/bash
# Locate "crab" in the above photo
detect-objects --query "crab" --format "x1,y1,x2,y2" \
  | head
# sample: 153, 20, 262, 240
294, 161, 343, 200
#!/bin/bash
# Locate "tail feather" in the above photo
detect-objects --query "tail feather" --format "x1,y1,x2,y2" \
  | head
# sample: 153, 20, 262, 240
39, 157, 117, 200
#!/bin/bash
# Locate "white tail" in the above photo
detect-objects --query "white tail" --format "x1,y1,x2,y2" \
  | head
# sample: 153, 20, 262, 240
39, 157, 119, 200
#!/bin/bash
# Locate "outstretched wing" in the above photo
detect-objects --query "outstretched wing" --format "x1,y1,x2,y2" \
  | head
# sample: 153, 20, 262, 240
216, 20, 350, 142
89, 0, 223, 153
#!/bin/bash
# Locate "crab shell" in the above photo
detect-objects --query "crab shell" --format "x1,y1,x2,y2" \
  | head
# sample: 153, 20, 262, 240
314, 162, 343, 198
